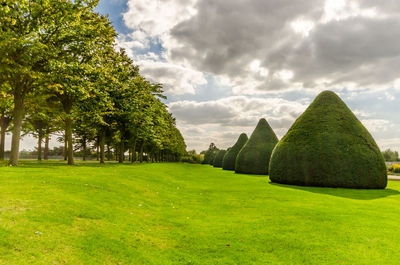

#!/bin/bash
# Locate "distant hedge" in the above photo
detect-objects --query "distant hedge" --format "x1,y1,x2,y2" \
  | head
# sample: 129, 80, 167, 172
269, 90, 387, 189
235, 118, 278, 175
222, 133, 248, 171
213, 150, 226, 168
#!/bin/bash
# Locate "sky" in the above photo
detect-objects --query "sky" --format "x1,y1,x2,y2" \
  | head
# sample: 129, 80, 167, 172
6, 0, 400, 152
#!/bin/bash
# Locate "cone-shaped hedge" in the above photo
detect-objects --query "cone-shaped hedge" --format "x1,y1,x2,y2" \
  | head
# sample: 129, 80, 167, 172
213, 150, 226, 168
269, 90, 387, 189
235, 118, 278, 174
222, 133, 248, 171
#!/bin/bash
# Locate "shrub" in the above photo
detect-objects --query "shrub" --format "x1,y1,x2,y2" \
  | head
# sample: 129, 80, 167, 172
222, 133, 248, 171
235, 118, 278, 175
269, 90, 387, 189
213, 150, 227, 168
181, 150, 203, 164
392, 164, 400, 173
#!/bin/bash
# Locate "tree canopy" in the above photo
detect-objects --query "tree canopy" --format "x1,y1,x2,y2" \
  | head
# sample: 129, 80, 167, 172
0, 0, 187, 165
202, 143, 219, 165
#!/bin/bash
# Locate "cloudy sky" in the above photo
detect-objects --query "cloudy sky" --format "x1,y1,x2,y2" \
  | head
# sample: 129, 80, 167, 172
7, 0, 400, 152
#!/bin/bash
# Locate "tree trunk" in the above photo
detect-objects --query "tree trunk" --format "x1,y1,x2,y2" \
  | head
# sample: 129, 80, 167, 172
0, 121, 6, 161
8, 93, 24, 166
37, 133, 42, 161
99, 131, 105, 164
106, 144, 110, 161
96, 137, 99, 161
63, 132, 67, 161
128, 148, 131, 162
65, 116, 74, 165
139, 143, 144, 163
82, 136, 87, 161
44, 134, 49, 160
118, 141, 124, 163
131, 139, 137, 163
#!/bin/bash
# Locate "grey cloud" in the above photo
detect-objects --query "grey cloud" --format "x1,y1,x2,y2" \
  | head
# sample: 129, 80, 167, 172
169, 100, 237, 124
119, 0, 400, 152
167, 0, 400, 92
170, 0, 323, 74
288, 17, 400, 87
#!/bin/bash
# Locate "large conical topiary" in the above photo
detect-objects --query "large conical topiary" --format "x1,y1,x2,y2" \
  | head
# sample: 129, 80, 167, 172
269, 90, 387, 189
222, 133, 248, 171
235, 118, 278, 174
213, 150, 227, 168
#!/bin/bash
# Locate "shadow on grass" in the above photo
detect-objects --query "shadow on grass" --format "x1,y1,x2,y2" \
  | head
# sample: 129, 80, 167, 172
269, 182, 400, 200
1, 160, 173, 169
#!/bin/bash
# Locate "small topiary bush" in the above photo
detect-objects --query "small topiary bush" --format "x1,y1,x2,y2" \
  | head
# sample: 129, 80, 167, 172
235, 118, 278, 175
222, 133, 248, 171
269, 90, 387, 189
213, 150, 226, 168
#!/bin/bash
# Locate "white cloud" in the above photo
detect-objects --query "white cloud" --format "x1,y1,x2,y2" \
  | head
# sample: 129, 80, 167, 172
361, 119, 391, 133
169, 96, 308, 151
322, 0, 379, 23
137, 60, 207, 94
117, 0, 400, 152
123, 0, 198, 37
291, 18, 315, 37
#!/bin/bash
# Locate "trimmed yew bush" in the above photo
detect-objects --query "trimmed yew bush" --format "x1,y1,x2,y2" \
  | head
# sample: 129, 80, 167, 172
222, 133, 248, 171
213, 150, 227, 168
269, 90, 387, 189
235, 118, 278, 174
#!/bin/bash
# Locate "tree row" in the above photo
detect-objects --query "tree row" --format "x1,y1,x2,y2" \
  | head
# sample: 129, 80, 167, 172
0, 0, 186, 165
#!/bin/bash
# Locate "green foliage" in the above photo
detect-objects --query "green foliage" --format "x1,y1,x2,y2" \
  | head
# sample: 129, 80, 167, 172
388, 164, 400, 173
180, 150, 203, 164
382, 149, 399, 162
0, 1, 187, 165
269, 90, 387, 189
213, 150, 226, 168
391, 164, 400, 173
235, 118, 278, 174
202, 143, 219, 165
222, 133, 248, 170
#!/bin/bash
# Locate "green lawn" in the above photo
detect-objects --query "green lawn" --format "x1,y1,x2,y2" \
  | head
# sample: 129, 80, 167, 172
1, 162, 400, 264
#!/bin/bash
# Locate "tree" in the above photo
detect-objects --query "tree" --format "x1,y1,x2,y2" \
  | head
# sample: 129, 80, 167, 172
235, 118, 278, 175
0, 1, 187, 166
46, 1, 117, 165
382, 149, 399, 162
23, 94, 58, 161
269, 90, 387, 189
0, 1, 51, 165
202, 143, 219, 165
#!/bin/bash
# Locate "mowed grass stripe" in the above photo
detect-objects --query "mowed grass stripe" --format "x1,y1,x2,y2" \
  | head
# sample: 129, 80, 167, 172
0, 162, 399, 264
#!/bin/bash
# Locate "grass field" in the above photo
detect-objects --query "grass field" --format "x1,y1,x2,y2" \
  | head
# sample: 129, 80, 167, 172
1, 162, 400, 264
